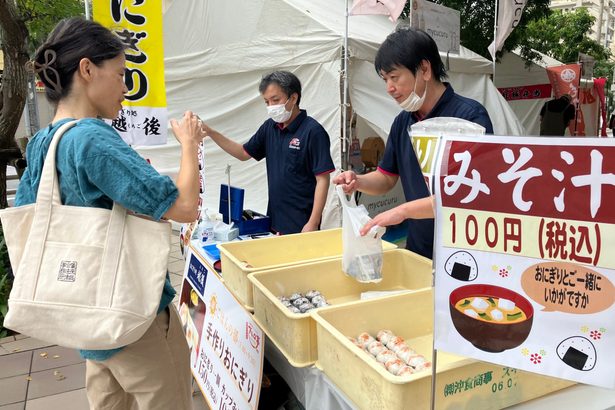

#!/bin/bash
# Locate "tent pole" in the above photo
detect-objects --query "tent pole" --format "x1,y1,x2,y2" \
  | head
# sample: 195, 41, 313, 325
341, 0, 349, 171
85, 0, 91, 20
492, 0, 498, 80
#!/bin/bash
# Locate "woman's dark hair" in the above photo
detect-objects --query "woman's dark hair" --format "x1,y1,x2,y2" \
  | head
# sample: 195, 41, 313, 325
375, 26, 447, 82
31, 17, 125, 103
258, 71, 302, 106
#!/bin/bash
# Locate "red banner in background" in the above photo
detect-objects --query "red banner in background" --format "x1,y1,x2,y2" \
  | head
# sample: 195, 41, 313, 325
546, 64, 585, 136
594, 77, 608, 137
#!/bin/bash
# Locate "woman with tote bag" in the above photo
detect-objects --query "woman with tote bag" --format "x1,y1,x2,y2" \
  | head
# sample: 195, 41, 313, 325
13, 18, 203, 409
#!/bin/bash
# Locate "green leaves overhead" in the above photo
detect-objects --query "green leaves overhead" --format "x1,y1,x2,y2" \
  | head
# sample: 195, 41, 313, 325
15, 0, 84, 52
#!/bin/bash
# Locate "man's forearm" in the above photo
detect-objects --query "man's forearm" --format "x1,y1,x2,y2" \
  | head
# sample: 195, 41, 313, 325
207, 129, 251, 161
356, 170, 398, 196
307, 174, 330, 225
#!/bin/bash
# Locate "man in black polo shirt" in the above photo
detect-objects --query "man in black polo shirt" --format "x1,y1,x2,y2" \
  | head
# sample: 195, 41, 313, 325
201, 71, 335, 234
334, 27, 493, 259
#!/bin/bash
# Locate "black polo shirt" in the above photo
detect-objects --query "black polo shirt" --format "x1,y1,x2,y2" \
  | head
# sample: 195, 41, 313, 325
243, 110, 335, 234
379, 83, 493, 259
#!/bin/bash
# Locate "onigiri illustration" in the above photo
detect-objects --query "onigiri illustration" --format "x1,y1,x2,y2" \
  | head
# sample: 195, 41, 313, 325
556, 336, 597, 371
445, 251, 478, 281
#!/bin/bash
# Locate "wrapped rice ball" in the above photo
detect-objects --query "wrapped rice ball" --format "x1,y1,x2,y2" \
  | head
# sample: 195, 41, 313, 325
386, 336, 405, 350
346, 336, 363, 349
407, 354, 428, 368
280, 299, 292, 307
278, 296, 290, 303
385, 358, 404, 375
367, 341, 387, 357
314, 299, 330, 308
311, 295, 326, 304
377, 330, 395, 345
287, 306, 301, 314
397, 346, 418, 364
305, 290, 321, 300
413, 361, 432, 372
298, 302, 315, 313
390, 339, 410, 355
357, 332, 376, 349
376, 349, 397, 364
293, 297, 310, 307
289, 293, 303, 302
397, 365, 415, 377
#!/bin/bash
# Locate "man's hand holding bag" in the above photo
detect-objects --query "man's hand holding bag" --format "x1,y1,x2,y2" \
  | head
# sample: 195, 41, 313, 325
336, 186, 385, 283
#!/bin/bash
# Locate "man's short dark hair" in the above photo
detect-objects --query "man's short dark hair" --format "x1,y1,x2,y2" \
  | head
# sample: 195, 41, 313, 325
375, 26, 447, 82
259, 71, 302, 106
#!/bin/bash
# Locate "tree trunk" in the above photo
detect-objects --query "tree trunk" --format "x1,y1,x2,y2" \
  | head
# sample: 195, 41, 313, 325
0, 0, 29, 209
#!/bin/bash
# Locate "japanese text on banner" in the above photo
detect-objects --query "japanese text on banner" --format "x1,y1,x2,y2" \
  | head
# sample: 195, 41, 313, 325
93, 0, 167, 145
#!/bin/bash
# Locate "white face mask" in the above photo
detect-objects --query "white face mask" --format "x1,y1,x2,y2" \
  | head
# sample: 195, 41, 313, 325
398, 77, 427, 112
267, 99, 292, 123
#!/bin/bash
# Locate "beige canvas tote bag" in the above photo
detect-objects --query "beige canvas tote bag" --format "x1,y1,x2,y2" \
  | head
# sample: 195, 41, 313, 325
0, 120, 171, 349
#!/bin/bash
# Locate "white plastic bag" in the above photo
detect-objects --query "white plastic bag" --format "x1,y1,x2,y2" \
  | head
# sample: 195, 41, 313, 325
336, 186, 386, 283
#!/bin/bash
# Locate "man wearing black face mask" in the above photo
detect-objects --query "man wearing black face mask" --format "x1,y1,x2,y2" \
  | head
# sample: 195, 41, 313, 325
334, 27, 493, 259
201, 71, 335, 234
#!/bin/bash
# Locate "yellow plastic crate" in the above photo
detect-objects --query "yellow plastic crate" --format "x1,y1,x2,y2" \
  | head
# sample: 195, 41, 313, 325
312, 289, 574, 410
248, 249, 432, 367
218, 228, 397, 310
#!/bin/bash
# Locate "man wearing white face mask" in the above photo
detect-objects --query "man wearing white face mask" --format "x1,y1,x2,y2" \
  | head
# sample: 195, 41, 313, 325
201, 71, 335, 234
333, 27, 493, 259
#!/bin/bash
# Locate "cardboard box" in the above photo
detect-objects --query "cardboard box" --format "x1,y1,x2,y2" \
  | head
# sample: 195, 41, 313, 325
361, 137, 385, 168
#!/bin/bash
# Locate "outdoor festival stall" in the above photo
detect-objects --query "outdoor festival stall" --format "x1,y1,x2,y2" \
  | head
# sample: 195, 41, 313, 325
95, 0, 615, 408
139, 0, 523, 230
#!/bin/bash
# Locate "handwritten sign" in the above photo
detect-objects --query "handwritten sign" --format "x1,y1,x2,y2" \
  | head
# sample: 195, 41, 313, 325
434, 135, 615, 388
179, 245, 264, 409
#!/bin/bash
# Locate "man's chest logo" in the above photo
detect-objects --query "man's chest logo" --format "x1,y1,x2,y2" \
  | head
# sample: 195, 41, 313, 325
289, 137, 301, 150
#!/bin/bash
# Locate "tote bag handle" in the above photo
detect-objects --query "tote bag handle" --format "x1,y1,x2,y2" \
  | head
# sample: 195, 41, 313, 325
26, 121, 128, 306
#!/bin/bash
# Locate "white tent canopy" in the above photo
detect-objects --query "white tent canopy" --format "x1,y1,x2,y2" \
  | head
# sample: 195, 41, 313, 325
141, 0, 523, 226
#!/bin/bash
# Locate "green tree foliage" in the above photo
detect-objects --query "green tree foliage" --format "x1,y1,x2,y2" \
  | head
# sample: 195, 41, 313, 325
402, 0, 551, 60
16, 0, 84, 52
519, 8, 613, 78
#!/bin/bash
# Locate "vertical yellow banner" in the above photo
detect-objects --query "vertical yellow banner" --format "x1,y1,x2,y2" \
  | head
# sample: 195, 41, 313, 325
93, 0, 167, 145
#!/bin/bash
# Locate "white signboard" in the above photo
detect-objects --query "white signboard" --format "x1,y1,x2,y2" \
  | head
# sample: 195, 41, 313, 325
411, 0, 461, 54
434, 135, 615, 388
179, 246, 264, 409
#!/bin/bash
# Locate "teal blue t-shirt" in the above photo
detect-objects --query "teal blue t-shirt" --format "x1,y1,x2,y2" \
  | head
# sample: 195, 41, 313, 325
15, 118, 179, 361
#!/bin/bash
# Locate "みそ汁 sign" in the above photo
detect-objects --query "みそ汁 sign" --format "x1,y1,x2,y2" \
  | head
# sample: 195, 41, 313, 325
434, 135, 615, 388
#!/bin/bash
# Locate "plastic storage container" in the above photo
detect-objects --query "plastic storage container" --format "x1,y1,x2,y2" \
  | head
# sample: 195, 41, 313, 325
218, 228, 397, 310
248, 249, 431, 367
312, 289, 574, 410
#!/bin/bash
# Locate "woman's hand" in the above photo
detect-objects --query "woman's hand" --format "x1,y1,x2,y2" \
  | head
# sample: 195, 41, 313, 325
170, 111, 204, 147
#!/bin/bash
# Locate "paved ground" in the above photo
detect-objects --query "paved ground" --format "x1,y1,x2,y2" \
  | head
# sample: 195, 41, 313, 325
0, 232, 211, 410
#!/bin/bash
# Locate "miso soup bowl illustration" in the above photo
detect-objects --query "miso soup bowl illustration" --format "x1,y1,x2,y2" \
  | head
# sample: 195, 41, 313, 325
449, 284, 534, 353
